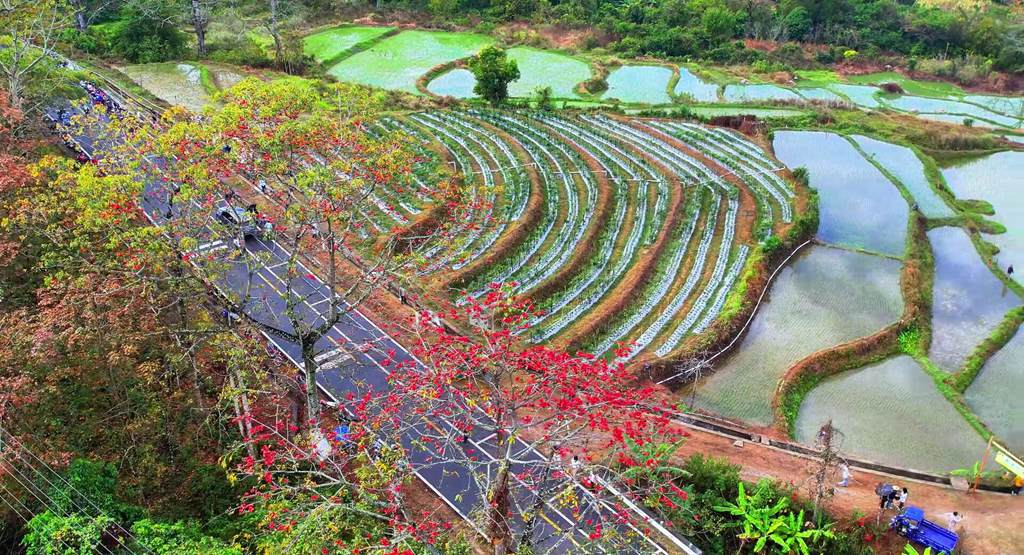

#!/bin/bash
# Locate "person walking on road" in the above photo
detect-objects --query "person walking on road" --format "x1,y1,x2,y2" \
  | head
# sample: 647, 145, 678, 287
945, 511, 963, 531
837, 463, 852, 487
1012, 474, 1024, 495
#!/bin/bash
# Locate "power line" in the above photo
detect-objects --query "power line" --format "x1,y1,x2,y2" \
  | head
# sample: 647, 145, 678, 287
0, 453, 114, 554
0, 429, 153, 555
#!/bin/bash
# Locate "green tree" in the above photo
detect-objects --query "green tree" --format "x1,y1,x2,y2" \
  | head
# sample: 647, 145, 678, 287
110, 0, 187, 63
701, 6, 740, 44
534, 85, 554, 110
469, 46, 520, 107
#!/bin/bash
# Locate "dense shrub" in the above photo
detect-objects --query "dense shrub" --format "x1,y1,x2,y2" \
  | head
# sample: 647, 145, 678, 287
107, 3, 187, 63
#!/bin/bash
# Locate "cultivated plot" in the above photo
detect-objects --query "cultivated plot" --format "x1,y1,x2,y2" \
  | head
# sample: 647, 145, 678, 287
797, 355, 987, 473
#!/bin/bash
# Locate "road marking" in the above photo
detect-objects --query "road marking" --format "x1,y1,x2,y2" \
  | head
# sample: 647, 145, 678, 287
314, 346, 353, 370
196, 239, 227, 253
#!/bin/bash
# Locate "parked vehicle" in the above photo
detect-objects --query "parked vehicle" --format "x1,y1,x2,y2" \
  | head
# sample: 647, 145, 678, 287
891, 506, 958, 555
214, 205, 262, 238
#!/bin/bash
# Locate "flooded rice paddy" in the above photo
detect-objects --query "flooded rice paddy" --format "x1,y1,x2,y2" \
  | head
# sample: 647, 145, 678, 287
965, 330, 1024, 452
674, 67, 720, 102
927, 227, 1021, 372
773, 131, 908, 256
121, 63, 212, 112
690, 246, 904, 426
302, 25, 394, 63
852, 135, 954, 218
796, 356, 987, 473
328, 30, 493, 93
943, 151, 1024, 284
722, 84, 802, 103
602, 65, 673, 104
426, 68, 476, 98
506, 47, 591, 99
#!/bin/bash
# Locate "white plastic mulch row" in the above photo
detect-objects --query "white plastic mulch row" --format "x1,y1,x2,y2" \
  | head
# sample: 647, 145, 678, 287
620, 195, 723, 361
588, 194, 703, 356
654, 198, 743, 357
485, 112, 593, 294
527, 114, 650, 341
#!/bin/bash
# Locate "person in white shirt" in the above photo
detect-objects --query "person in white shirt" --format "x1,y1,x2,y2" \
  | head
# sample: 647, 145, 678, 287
897, 487, 908, 510
837, 463, 852, 487
945, 511, 963, 531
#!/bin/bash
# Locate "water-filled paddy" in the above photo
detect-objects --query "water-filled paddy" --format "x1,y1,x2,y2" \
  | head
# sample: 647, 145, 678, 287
796, 356, 987, 472
773, 131, 908, 256
963, 95, 1024, 119
302, 25, 393, 63
927, 227, 1021, 372
722, 84, 802, 103
691, 246, 904, 425
916, 113, 1001, 129
674, 67, 720, 102
688, 106, 806, 118
427, 69, 476, 98
121, 63, 211, 112
965, 329, 1024, 452
943, 151, 1024, 283
847, 71, 964, 98
885, 96, 1021, 128
796, 88, 844, 102
506, 47, 590, 99
852, 135, 954, 218
827, 84, 882, 108
328, 30, 493, 94
602, 65, 672, 104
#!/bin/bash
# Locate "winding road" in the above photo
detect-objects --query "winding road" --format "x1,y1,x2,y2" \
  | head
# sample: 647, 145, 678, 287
48, 73, 700, 555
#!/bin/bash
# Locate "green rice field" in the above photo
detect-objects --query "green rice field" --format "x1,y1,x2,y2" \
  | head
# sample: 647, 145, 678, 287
327, 30, 493, 94
302, 25, 394, 64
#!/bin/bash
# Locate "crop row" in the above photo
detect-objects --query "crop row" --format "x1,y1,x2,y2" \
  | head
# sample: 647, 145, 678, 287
387, 111, 787, 359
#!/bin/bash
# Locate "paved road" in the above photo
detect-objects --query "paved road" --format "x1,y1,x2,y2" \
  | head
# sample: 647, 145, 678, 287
48, 83, 699, 555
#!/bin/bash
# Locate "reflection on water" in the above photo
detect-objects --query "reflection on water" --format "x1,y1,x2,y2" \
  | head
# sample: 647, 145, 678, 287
674, 68, 720, 102
885, 96, 1021, 128
852, 135, 954, 218
122, 63, 211, 112
943, 151, 1024, 285
427, 69, 476, 99
506, 47, 590, 99
966, 329, 1024, 452
723, 84, 802, 103
773, 131, 908, 256
797, 356, 988, 473
690, 246, 903, 425
927, 227, 1021, 372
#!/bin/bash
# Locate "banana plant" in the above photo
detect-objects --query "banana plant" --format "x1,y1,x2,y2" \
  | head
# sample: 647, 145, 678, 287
770, 509, 836, 555
713, 482, 789, 553
904, 545, 933, 555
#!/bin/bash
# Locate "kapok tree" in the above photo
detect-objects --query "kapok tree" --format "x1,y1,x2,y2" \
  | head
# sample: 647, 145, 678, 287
364, 285, 689, 552
87, 78, 462, 428
228, 285, 691, 553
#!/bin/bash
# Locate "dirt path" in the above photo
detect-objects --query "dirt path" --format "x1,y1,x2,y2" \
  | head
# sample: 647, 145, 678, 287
675, 422, 1023, 555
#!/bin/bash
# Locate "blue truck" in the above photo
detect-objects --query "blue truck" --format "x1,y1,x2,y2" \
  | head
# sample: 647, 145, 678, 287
890, 506, 959, 554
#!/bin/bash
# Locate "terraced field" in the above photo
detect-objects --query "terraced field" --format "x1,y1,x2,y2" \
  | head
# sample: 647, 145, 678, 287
368, 111, 799, 360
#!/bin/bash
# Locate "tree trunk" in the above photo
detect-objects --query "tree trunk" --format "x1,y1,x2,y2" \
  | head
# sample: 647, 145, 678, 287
229, 370, 256, 459
69, 0, 87, 30
268, 0, 285, 71
488, 463, 512, 555
191, 0, 208, 57
301, 339, 320, 427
